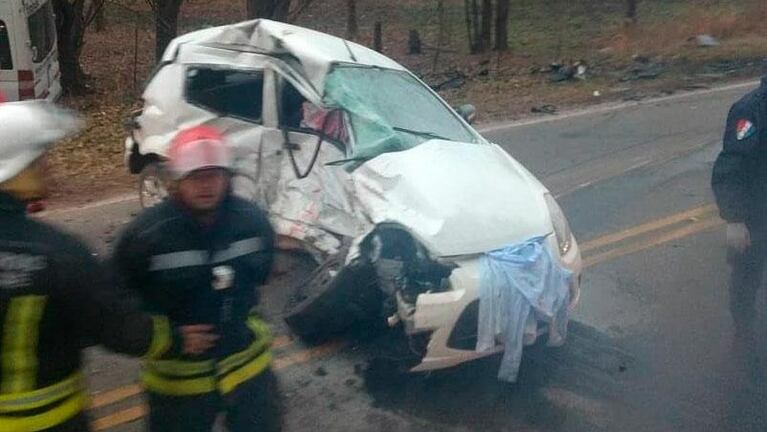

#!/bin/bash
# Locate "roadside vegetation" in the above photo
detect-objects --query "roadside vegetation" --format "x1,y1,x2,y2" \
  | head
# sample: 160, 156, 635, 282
48, 0, 767, 206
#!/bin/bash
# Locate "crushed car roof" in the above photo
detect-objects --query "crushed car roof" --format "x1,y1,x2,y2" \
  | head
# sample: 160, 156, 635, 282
162, 19, 406, 93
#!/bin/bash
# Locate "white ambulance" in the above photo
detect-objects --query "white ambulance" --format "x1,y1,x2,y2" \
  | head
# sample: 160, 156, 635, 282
0, 0, 62, 101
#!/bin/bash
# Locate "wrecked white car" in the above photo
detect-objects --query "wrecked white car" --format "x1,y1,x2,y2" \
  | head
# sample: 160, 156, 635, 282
124, 20, 582, 378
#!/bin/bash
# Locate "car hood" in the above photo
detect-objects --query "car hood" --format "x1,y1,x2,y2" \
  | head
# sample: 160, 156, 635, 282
350, 140, 553, 257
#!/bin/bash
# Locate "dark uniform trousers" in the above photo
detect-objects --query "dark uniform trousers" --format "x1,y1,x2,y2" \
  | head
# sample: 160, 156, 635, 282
729, 226, 767, 334
46, 414, 90, 432
148, 368, 282, 432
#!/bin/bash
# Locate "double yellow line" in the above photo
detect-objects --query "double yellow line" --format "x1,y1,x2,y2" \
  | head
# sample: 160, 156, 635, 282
89, 203, 725, 430
580, 204, 722, 268
90, 337, 347, 430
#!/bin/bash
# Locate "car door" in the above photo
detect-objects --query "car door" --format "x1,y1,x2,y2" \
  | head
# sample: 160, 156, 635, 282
254, 71, 365, 255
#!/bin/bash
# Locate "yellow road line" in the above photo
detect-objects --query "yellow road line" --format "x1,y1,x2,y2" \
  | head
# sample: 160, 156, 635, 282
88, 335, 295, 410
272, 340, 346, 370
579, 204, 718, 254
272, 335, 294, 349
90, 340, 346, 430
93, 405, 147, 431
583, 216, 723, 268
91, 384, 143, 409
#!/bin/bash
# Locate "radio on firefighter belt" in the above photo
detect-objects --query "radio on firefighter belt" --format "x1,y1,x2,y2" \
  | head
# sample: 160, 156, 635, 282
213, 264, 235, 317
211, 263, 236, 359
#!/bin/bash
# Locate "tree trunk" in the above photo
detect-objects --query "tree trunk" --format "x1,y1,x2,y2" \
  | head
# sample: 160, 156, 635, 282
154, 0, 183, 61
246, 0, 257, 18
408, 30, 421, 54
464, 0, 473, 52
626, 0, 637, 23
373, 21, 383, 52
52, 0, 88, 95
246, 0, 291, 21
94, 3, 106, 32
494, 0, 510, 51
346, 0, 358, 40
478, 0, 492, 52
273, 0, 290, 21
470, 0, 480, 52
432, 0, 445, 71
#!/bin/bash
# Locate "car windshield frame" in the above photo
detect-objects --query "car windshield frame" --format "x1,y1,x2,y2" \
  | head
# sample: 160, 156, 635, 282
322, 65, 484, 162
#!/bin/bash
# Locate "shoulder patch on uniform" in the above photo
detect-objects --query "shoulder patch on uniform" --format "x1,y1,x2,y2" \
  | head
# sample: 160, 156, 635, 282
736, 119, 756, 140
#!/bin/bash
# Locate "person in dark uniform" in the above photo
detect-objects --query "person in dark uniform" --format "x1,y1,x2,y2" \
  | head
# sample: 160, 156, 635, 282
712, 77, 767, 339
112, 125, 281, 432
0, 101, 218, 432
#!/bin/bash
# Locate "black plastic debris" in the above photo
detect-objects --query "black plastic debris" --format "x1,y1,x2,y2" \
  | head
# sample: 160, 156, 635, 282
531, 104, 558, 115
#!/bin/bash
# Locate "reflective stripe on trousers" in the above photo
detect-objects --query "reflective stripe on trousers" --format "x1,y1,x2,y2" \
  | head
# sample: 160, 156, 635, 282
0, 373, 88, 431
0, 296, 88, 430
142, 316, 273, 396
2, 296, 47, 394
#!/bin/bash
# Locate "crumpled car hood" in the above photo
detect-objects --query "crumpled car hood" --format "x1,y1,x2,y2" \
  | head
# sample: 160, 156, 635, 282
350, 140, 553, 257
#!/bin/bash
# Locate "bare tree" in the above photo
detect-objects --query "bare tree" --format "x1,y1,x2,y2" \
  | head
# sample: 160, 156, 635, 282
346, 0, 358, 40
246, 0, 291, 21
373, 21, 383, 52
145, 0, 184, 60
494, 0, 509, 51
432, 0, 445, 71
287, 0, 318, 22
94, 2, 106, 32
626, 0, 637, 23
464, 0, 480, 53
479, 0, 492, 52
51, 0, 105, 95
465, 0, 511, 53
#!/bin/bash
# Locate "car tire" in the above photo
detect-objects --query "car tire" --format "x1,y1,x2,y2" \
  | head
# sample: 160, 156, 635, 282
139, 163, 168, 208
283, 254, 383, 341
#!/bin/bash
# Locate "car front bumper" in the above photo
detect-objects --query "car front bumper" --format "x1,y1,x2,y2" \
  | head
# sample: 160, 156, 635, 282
406, 235, 582, 372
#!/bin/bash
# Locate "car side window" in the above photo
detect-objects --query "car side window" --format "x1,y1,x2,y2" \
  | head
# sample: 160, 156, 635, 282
279, 81, 349, 146
0, 20, 12, 70
185, 67, 264, 123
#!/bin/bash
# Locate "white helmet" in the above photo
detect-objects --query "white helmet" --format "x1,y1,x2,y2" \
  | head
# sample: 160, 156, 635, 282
0, 101, 82, 183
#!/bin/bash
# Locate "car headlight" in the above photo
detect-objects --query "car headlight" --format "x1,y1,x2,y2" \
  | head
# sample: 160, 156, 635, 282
544, 193, 573, 256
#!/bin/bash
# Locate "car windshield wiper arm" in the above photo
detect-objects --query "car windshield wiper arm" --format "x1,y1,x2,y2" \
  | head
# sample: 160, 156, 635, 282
392, 126, 450, 141
325, 155, 372, 166
326, 128, 450, 166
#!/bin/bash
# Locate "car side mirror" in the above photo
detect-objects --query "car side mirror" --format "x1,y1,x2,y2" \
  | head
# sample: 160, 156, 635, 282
456, 104, 477, 125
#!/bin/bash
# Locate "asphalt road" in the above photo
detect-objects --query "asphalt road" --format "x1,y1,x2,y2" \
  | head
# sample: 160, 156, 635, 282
41, 80, 767, 432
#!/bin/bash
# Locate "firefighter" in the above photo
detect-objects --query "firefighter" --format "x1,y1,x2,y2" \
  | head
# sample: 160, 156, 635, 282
0, 101, 218, 432
112, 125, 281, 432
712, 76, 767, 340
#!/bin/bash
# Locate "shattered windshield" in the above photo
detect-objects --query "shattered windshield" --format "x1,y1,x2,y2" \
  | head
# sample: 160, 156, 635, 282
323, 66, 481, 160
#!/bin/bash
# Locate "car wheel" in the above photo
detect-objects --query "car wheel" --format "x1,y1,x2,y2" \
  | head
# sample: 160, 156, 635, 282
283, 253, 383, 341
139, 163, 168, 208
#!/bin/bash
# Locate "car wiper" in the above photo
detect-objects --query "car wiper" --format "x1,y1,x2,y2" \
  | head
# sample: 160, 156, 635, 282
392, 126, 450, 141
325, 155, 372, 166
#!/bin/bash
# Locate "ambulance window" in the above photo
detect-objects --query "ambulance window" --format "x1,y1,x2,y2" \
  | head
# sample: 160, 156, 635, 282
185, 68, 264, 123
0, 21, 11, 70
